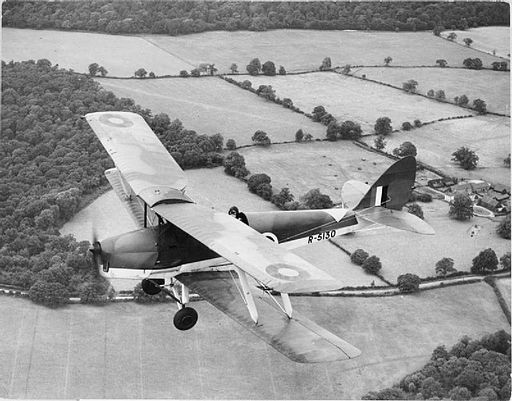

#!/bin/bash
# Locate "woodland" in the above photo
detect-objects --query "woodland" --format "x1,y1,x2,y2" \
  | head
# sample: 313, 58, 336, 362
0, 60, 224, 302
2, 1, 509, 35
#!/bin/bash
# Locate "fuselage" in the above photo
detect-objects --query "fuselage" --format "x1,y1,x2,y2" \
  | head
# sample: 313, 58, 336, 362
97, 208, 364, 273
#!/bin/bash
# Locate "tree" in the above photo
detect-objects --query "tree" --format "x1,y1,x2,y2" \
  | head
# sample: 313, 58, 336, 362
301, 189, 333, 209
271, 187, 294, 209
223, 152, 249, 178
402, 122, 413, 131
435, 257, 456, 277
374, 117, 392, 136
134, 68, 147, 78
319, 57, 331, 71
282, 98, 293, 108
311, 105, 327, 121
384, 56, 393, 66
246, 58, 261, 75
407, 203, 424, 219
362, 255, 382, 275
497, 215, 511, 239
421, 377, 444, 399
500, 252, 510, 270
432, 25, 444, 36
436, 59, 448, 67
397, 273, 421, 293
326, 121, 340, 141
463, 58, 483, 70
449, 192, 474, 220
447, 32, 457, 41
427, 89, 435, 97
491, 61, 508, 71
471, 248, 498, 273
393, 141, 417, 157
473, 99, 487, 114
229, 63, 238, 73
262, 60, 276, 76
190, 68, 201, 77
240, 80, 252, 90
449, 386, 472, 400
78, 279, 110, 304
351, 249, 369, 266
455, 95, 469, 106
295, 129, 304, 142
374, 135, 386, 150
435, 90, 446, 100
226, 138, 236, 150
179, 70, 189, 77
256, 85, 276, 101
29, 280, 69, 307
341, 64, 351, 74
252, 130, 271, 146
339, 120, 362, 139
452, 147, 478, 170
88, 63, 99, 76
148, 71, 155, 78
278, 65, 286, 75
402, 79, 418, 93
463, 37, 473, 47
504, 154, 511, 167
247, 173, 271, 193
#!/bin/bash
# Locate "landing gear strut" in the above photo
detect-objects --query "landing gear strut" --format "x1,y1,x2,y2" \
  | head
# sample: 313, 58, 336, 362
140, 278, 198, 330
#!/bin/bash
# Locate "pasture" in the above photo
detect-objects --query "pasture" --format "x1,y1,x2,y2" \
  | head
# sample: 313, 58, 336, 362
95, 77, 326, 145
239, 72, 471, 132
1, 28, 193, 76
144, 29, 504, 73
440, 26, 510, 58
371, 115, 511, 186
352, 67, 510, 115
335, 199, 511, 282
1, 282, 507, 399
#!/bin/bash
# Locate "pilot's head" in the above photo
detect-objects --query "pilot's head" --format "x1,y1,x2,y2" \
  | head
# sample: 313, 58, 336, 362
228, 206, 239, 216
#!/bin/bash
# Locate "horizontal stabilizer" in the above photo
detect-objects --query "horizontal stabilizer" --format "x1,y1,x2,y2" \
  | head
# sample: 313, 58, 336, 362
356, 208, 435, 235
341, 180, 370, 208
177, 271, 361, 363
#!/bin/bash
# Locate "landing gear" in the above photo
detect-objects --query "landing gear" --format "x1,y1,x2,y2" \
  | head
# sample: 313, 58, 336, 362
141, 278, 163, 295
173, 307, 198, 330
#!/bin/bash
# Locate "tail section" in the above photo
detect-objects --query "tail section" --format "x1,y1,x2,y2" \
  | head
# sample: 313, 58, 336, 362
344, 156, 435, 235
353, 156, 416, 211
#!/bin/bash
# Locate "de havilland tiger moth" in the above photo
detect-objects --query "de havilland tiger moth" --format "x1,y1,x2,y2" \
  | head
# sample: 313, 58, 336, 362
85, 111, 435, 363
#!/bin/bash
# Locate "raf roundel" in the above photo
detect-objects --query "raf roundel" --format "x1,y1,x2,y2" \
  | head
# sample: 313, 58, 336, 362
265, 263, 311, 281
99, 113, 134, 128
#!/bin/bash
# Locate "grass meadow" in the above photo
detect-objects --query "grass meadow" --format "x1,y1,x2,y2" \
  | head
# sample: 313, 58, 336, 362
336, 200, 511, 283
440, 26, 510, 58
239, 72, 470, 132
95, 77, 326, 145
1, 283, 507, 399
2, 28, 193, 76
144, 29, 504, 73
353, 67, 510, 115
371, 115, 511, 186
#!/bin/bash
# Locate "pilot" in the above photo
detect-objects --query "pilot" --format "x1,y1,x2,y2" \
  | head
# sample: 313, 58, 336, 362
228, 206, 248, 225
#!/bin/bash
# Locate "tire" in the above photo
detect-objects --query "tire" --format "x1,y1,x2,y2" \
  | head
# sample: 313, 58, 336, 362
173, 307, 198, 331
141, 279, 162, 295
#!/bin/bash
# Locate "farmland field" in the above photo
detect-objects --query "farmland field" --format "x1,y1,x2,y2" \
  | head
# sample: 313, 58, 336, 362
369, 115, 511, 186
239, 72, 472, 132
335, 200, 511, 282
1, 28, 193, 76
352, 67, 510, 115
144, 29, 504, 72
440, 26, 510, 58
496, 277, 511, 310
95, 77, 326, 145
1, 282, 507, 399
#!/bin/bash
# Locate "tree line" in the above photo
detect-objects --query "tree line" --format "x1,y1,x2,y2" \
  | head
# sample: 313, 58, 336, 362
0, 59, 224, 305
3, 1, 508, 35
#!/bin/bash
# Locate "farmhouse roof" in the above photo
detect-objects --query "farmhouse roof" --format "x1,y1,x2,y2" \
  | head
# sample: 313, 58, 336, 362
491, 183, 510, 194
478, 196, 499, 210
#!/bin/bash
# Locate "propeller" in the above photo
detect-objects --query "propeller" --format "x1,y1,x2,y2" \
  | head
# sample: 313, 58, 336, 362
89, 226, 106, 272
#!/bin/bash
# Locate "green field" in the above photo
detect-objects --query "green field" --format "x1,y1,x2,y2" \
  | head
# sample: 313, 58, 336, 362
1, 282, 508, 399
353, 67, 510, 115
1, 28, 193, 76
336, 199, 511, 282
96, 77, 326, 145
144, 29, 505, 72
441, 26, 510, 58
369, 115, 511, 186
239, 72, 471, 132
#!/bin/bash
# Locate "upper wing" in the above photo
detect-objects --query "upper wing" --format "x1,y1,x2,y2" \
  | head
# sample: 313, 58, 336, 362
154, 202, 343, 293
85, 112, 190, 206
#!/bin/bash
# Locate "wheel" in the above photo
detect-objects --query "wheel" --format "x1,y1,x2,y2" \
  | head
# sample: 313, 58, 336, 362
173, 307, 198, 331
141, 279, 162, 295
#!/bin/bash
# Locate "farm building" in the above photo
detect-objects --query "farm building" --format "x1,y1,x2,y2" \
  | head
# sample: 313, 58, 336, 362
491, 183, 510, 195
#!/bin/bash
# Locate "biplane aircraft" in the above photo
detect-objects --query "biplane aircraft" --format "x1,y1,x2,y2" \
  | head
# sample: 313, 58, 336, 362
85, 112, 434, 363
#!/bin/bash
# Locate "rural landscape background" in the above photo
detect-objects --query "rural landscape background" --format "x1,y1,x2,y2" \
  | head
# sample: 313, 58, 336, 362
0, 1, 510, 399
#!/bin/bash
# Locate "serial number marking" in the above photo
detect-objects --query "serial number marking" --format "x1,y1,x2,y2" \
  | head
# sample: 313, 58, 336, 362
308, 230, 336, 244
